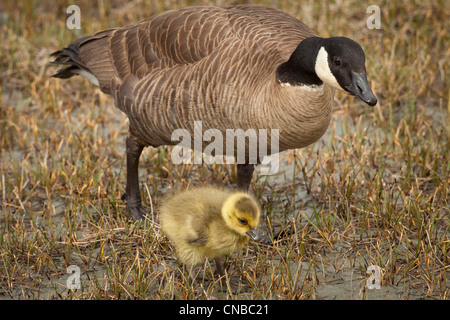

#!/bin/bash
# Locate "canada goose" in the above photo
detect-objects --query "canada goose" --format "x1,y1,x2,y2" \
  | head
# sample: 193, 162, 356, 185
51, 5, 377, 221
159, 187, 260, 277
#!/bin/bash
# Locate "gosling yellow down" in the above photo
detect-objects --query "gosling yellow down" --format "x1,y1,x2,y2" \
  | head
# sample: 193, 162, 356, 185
159, 187, 261, 277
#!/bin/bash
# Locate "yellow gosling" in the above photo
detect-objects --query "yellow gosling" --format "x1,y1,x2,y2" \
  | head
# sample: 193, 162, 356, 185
159, 187, 261, 278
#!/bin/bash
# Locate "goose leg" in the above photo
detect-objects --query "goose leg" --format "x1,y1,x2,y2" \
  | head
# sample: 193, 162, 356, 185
237, 163, 272, 245
122, 137, 148, 221
237, 163, 255, 190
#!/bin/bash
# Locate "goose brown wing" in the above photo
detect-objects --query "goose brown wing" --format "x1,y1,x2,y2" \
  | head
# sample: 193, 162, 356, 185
51, 6, 234, 94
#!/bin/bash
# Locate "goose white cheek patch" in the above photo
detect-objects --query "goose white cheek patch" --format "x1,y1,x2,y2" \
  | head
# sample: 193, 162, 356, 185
315, 47, 342, 91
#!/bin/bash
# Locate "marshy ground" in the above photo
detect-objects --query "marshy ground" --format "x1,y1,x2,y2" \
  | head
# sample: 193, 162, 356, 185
0, 0, 449, 299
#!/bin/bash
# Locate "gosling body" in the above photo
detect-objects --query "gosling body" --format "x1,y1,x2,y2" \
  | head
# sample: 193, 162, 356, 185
159, 187, 260, 271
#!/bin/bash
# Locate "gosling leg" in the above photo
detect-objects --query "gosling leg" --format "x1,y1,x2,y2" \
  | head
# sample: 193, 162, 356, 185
121, 136, 148, 221
214, 257, 225, 278
214, 257, 228, 292
237, 163, 255, 191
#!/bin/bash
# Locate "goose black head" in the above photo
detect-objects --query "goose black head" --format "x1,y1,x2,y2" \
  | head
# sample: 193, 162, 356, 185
278, 36, 377, 106
316, 37, 377, 106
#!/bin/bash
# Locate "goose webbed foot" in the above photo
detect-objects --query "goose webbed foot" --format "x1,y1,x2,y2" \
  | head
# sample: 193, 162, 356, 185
121, 192, 149, 222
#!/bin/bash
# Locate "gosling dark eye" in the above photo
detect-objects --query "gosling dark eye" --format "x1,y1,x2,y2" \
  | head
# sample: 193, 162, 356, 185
238, 218, 248, 225
332, 57, 342, 67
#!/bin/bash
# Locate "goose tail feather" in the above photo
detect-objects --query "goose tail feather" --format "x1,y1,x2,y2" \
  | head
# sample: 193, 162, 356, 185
50, 31, 116, 94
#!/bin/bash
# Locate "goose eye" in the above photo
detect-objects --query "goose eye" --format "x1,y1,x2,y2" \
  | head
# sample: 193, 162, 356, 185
332, 57, 342, 67
238, 218, 248, 225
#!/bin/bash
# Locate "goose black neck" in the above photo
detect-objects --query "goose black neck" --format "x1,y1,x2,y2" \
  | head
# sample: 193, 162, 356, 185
276, 37, 324, 86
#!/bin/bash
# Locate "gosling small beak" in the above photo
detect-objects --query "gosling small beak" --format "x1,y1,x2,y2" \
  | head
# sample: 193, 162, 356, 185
345, 71, 377, 106
247, 228, 260, 241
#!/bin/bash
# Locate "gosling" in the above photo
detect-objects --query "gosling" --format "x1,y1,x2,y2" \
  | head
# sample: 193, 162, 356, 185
159, 187, 261, 277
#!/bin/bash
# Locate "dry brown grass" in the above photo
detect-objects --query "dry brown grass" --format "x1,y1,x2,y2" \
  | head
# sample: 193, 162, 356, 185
0, 0, 449, 300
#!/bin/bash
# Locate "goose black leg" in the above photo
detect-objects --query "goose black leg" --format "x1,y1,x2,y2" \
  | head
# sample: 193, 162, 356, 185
237, 163, 255, 191
122, 137, 148, 221
237, 163, 271, 245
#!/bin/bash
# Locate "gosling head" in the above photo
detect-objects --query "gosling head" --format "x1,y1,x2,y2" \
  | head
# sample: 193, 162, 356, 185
276, 36, 377, 106
222, 193, 261, 241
